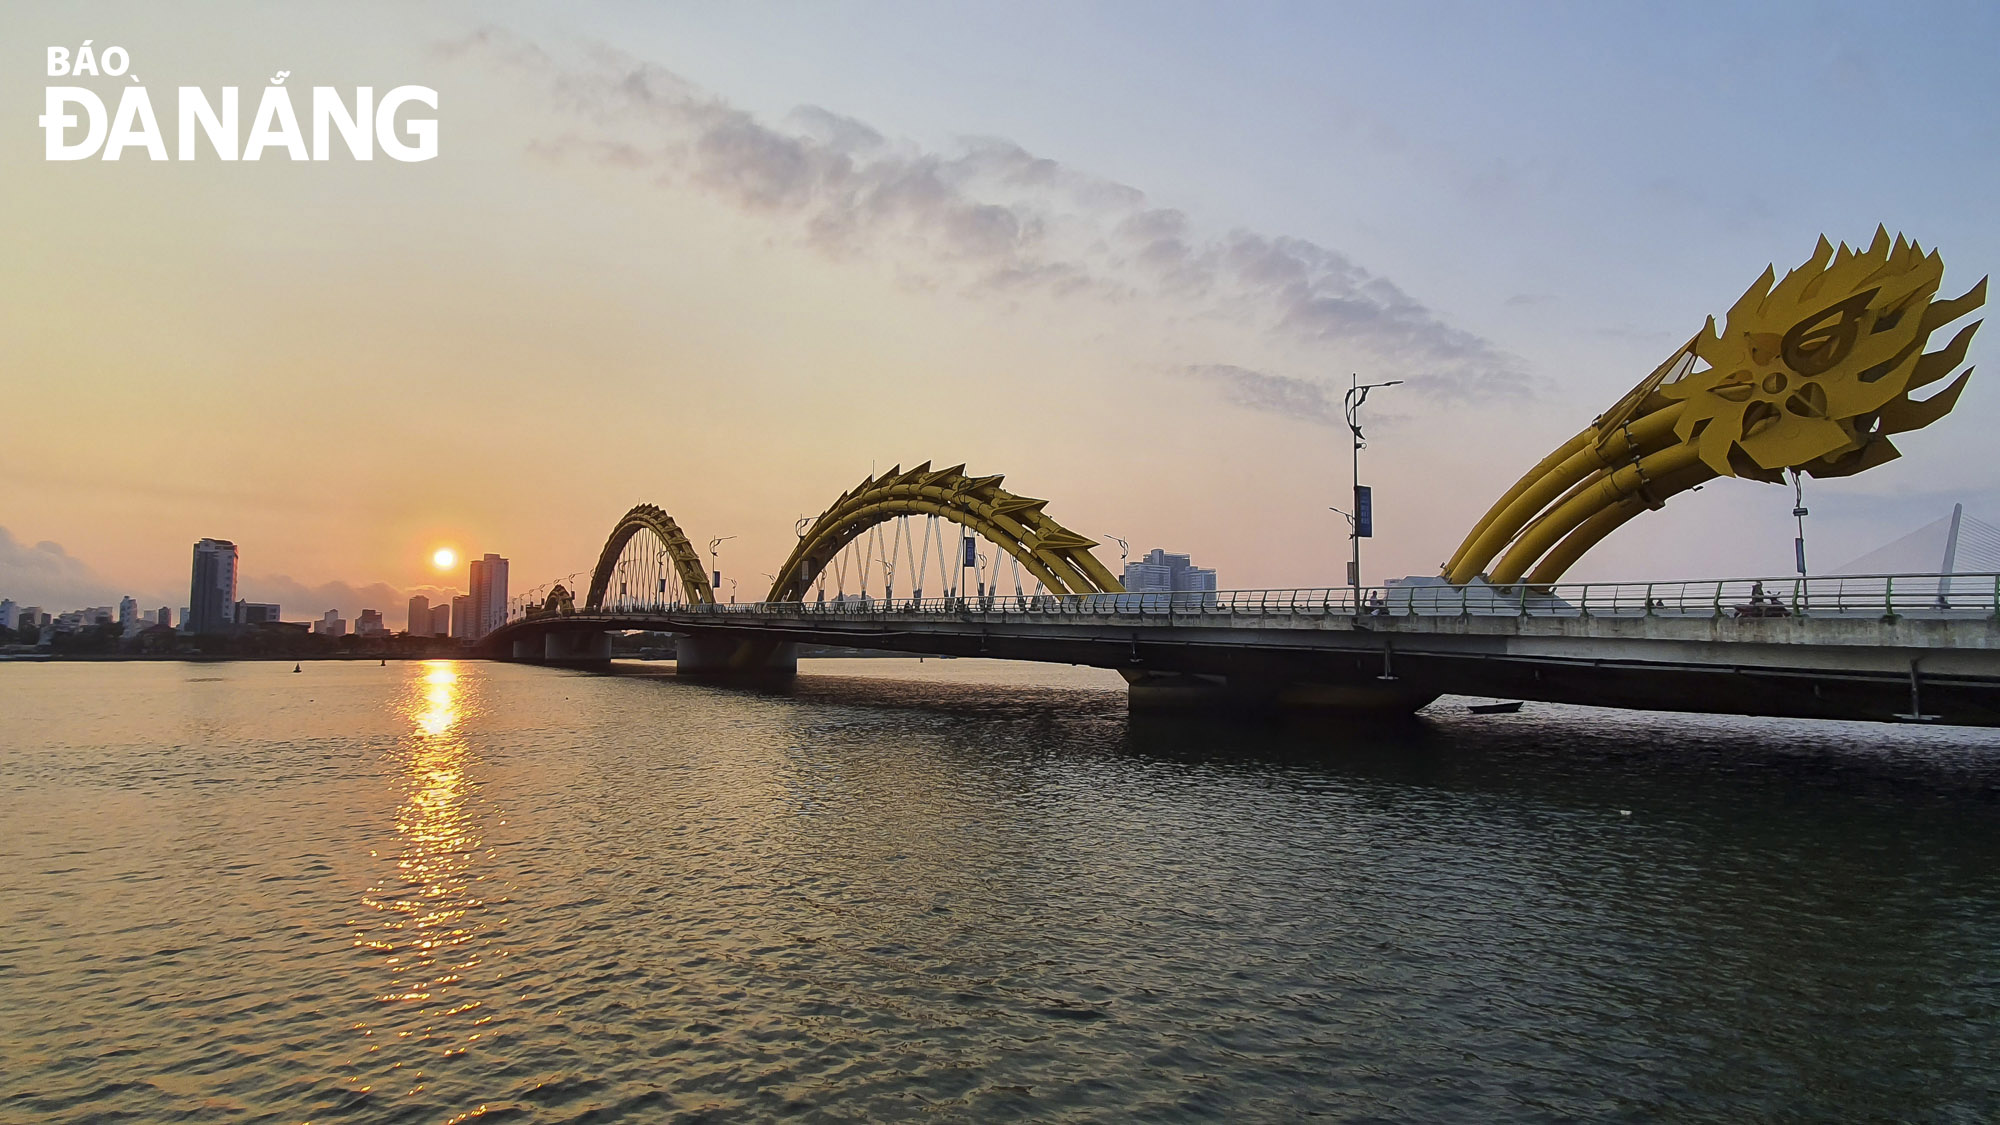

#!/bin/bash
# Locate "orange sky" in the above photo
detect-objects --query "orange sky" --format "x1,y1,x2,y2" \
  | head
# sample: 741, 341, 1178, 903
5, 4, 1994, 617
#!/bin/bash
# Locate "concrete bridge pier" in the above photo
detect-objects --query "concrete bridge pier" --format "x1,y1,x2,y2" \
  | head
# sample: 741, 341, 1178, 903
544, 630, 612, 668
674, 634, 799, 678
511, 637, 543, 661
1121, 669, 1439, 715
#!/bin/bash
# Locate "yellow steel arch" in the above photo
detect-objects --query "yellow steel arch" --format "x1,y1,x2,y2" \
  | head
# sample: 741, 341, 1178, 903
1447, 229, 1984, 585
586, 503, 715, 609
768, 462, 1124, 602
534, 583, 577, 617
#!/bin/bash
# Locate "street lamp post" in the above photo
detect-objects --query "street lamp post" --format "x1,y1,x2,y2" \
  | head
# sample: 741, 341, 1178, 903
1789, 469, 1809, 579
1342, 374, 1402, 612
708, 536, 735, 596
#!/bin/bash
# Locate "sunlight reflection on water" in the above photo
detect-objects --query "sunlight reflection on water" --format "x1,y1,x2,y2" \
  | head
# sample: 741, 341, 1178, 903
0, 658, 1996, 1122
347, 662, 505, 1099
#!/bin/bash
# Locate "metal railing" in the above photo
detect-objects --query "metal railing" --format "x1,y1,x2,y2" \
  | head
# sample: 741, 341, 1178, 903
505, 572, 2000, 627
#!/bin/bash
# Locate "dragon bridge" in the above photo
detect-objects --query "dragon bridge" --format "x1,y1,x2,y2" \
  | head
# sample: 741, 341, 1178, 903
586, 503, 714, 610
1449, 228, 1985, 585
767, 462, 1123, 603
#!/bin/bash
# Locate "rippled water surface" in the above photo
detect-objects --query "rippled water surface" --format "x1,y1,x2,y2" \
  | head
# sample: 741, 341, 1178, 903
2, 658, 1998, 1122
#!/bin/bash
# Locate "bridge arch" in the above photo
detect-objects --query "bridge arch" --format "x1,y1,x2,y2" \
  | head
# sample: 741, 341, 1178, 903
585, 503, 715, 610
536, 583, 576, 616
767, 462, 1123, 603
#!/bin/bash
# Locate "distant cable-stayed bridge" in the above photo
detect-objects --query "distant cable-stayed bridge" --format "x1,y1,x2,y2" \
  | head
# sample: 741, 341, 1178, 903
1836, 504, 2000, 577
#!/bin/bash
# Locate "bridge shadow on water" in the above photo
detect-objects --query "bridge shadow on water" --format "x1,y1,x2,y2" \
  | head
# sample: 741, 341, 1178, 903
578, 659, 2000, 1115
597, 661, 2000, 840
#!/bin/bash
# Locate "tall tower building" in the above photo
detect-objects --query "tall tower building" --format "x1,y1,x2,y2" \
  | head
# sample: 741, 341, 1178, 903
187, 538, 239, 634
450, 594, 472, 639
407, 594, 431, 634
468, 554, 509, 639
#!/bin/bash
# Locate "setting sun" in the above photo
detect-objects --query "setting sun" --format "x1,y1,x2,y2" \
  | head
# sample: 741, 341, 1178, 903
432, 547, 457, 571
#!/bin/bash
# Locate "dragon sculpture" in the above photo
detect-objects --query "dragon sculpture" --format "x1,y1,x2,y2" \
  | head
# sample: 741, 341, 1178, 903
1447, 228, 1985, 586
529, 583, 576, 618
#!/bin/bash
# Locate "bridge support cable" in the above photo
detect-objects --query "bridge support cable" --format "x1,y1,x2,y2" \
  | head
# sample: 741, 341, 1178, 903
767, 462, 1124, 604
585, 503, 715, 611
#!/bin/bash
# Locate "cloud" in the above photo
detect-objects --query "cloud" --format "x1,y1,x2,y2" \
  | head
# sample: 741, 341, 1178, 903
0, 526, 453, 624
242, 576, 460, 626
0, 527, 128, 609
1182, 365, 1345, 427
448, 30, 1531, 404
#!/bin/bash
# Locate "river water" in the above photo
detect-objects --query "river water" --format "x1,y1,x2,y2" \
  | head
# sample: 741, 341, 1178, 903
0, 658, 1996, 1122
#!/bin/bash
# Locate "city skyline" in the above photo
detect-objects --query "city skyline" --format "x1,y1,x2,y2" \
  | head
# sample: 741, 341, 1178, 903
6, 2, 1998, 613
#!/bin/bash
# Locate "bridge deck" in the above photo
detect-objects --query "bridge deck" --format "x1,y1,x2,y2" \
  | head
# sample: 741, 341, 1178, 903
485, 577, 2000, 727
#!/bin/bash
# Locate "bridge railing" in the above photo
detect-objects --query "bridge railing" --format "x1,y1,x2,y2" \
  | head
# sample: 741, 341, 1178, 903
504, 572, 2000, 627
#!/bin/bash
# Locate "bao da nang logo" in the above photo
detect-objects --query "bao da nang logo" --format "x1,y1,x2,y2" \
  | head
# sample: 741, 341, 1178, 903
40, 41, 437, 161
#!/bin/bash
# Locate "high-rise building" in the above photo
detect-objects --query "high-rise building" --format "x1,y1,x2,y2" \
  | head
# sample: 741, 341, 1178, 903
234, 601, 282, 625
313, 610, 346, 636
430, 603, 452, 636
407, 595, 431, 635
468, 554, 508, 639
0, 599, 17, 630
188, 538, 239, 634
158, 607, 173, 629
450, 594, 473, 639
118, 597, 138, 628
1121, 548, 1218, 604
356, 609, 386, 636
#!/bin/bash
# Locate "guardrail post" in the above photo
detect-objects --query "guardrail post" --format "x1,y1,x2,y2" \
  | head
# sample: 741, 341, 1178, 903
1580, 584, 1591, 618
1643, 582, 1655, 617
1884, 575, 1897, 621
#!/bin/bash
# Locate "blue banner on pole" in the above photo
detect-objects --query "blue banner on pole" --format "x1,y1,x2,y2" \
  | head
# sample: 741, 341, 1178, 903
963, 536, 978, 567
1355, 485, 1373, 538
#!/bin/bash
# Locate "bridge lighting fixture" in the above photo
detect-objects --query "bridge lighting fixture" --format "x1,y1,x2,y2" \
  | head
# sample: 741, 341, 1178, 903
709, 535, 735, 591
1791, 469, 1809, 579
1343, 375, 1402, 610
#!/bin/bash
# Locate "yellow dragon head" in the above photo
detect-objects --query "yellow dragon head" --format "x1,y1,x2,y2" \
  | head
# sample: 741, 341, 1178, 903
1663, 227, 1984, 482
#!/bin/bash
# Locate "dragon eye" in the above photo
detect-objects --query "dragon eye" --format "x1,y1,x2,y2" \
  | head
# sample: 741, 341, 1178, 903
1781, 288, 1877, 376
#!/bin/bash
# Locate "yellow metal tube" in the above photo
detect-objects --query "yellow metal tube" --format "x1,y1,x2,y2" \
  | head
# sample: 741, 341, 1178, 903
1446, 405, 1682, 584
1489, 442, 1706, 584
1523, 462, 1718, 585
1442, 428, 1591, 577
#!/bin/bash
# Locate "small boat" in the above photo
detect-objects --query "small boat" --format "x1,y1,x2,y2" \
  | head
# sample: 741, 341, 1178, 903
292, 663, 301, 673
1466, 700, 1523, 715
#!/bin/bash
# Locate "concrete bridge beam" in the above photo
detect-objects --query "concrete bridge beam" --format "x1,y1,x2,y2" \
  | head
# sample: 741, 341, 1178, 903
544, 630, 612, 668
1120, 669, 1439, 714
675, 634, 798, 677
